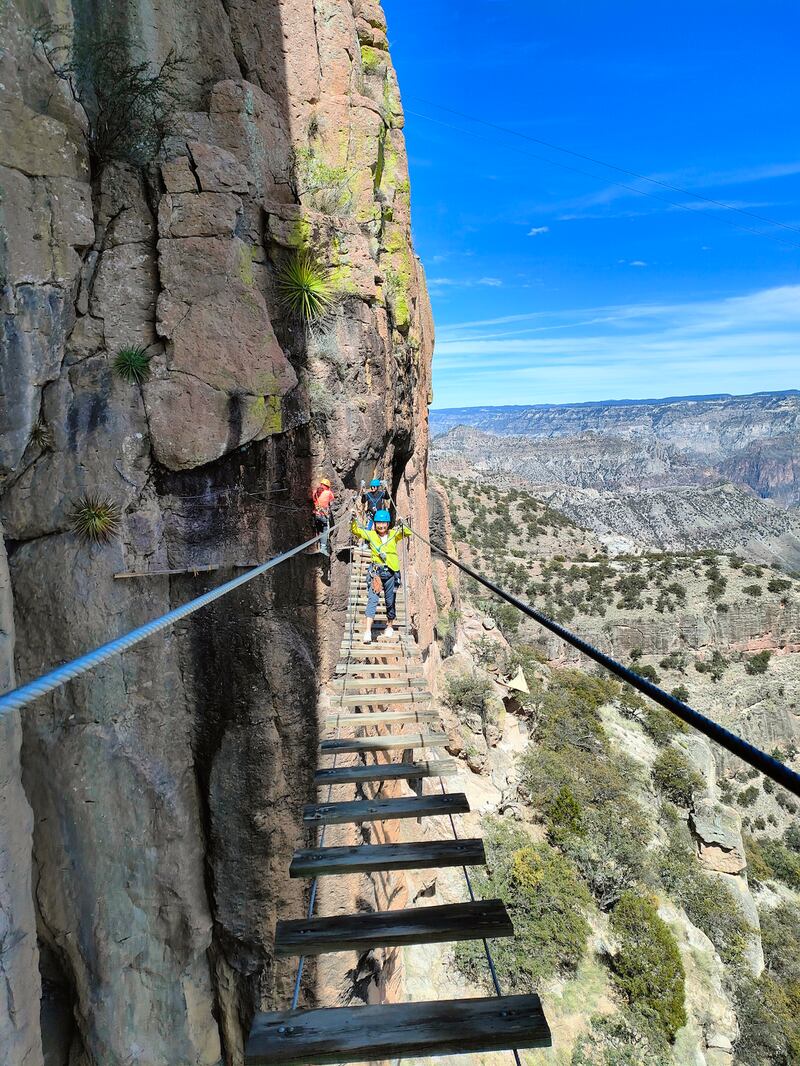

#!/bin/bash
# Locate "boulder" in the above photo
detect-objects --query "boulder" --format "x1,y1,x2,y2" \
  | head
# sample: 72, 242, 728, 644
690, 800, 746, 874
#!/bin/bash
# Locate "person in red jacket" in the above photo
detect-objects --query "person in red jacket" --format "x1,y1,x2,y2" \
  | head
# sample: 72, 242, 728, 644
312, 478, 335, 556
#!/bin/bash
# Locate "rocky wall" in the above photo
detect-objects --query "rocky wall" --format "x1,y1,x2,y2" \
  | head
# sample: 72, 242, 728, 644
0, 1, 434, 1062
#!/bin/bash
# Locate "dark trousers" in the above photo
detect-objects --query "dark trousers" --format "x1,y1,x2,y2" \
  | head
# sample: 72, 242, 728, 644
366, 565, 399, 620
314, 513, 331, 555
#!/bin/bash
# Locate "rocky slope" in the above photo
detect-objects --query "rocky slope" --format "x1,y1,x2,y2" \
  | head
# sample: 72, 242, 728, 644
412, 477, 800, 1066
0, 2, 434, 1063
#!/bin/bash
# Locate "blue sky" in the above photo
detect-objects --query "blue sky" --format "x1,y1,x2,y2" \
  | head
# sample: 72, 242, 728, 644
382, 1, 800, 408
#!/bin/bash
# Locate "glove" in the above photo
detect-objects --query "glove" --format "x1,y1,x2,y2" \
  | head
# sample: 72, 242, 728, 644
371, 574, 383, 594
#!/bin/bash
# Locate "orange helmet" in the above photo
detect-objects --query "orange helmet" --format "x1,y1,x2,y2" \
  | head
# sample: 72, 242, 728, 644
319, 478, 331, 487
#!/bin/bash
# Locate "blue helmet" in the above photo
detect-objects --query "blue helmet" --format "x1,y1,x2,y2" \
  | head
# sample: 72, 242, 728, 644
374, 509, 391, 524
370, 479, 381, 488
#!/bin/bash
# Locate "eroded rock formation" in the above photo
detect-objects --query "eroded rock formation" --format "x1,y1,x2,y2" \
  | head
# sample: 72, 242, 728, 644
0, 1, 434, 1062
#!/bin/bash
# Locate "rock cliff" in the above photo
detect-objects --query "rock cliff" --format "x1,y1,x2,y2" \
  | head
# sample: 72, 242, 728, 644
0, 2, 434, 1062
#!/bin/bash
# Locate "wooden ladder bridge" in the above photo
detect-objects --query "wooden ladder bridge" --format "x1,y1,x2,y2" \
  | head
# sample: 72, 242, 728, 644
245, 546, 552, 1064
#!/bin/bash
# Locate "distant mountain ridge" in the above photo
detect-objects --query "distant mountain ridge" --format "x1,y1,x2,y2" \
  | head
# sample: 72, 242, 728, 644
430, 391, 800, 510
430, 390, 800, 438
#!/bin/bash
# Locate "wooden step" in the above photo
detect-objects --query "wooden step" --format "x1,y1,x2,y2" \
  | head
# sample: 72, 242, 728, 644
331, 678, 427, 690
245, 993, 551, 1063
274, 897, 510, 956
334, 664, 424, 676
337, 691, 432, 706
314, 760, 457, 786
325, 709, 438, 727
302, 792, 469, 826
320, 733, 445, 755
290, 837, 485, 877
345, 639, 407, 648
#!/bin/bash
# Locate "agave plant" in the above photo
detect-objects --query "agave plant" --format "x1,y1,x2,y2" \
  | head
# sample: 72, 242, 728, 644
277, 250, 333, 323
69, 494, 121, 543
113, 345, 152, 384
30, 420, 53, 450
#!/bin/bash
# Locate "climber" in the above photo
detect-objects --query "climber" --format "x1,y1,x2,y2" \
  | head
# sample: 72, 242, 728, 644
360, 478, 388, 530
351, 508, 412, 643
312, 477, 335, 556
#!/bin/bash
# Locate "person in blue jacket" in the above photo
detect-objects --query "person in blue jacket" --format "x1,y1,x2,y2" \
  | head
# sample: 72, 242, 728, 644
360, 478, 388, 530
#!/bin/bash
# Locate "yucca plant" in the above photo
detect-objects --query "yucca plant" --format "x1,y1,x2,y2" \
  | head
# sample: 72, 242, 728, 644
113, 345, 152, 384
277, 250, 333, 323
30, 420, 52, 450
69, 495, 121, 543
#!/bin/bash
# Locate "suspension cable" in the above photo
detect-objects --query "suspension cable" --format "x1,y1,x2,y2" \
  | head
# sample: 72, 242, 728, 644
405, 521, 800, 798
0, 505, 353, 720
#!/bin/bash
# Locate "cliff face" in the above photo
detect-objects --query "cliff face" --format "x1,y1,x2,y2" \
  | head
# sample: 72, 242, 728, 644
0, 2, 434, 1063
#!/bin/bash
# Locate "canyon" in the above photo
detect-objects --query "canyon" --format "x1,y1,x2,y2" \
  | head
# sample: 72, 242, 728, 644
431, 393, 800, 570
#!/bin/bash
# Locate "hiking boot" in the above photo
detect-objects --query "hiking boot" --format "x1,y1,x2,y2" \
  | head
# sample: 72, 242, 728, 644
362, 629, 372, 644
383, 625, 395, 639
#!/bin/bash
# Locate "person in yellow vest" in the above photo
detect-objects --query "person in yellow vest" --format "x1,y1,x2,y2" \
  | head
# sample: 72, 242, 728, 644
350, 508, 411, 643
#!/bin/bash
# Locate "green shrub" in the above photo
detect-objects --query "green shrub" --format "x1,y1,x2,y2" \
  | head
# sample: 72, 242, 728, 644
277, 250, 334, 322
651, 748, 705, 807
113, 345, 152, 383
743, 583, 763, 597
642, 704, 684, 744
571, 1013, 670, 1065
454, 820, 591, 989
659, 651, 687, 672
656, 824, 752, 963
30, 420, 52, 449
767, 578, 791, 593
759, 839, 800, 890
745, 650, 772, 675
743, 834, 773, 883
609, 892, 687, 1041
444, 672, 495, 735
670, 684, 690, 703
738, 784, 759, 807
35, 20, 182, 170
634, 663, 660, 684
694, 649, 729, 682
292, 146, 353, 215
785, 823, 800, 852
562, 797, 652, 910
69, 494, 121, 543
732, 971, 800, 1066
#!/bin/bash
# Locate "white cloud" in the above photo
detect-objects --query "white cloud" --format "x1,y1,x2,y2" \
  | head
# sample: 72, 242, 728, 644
629, 260, 648, 267
428, 276, 503, 289
432, 284, 800, 406
527, 225, 550, 236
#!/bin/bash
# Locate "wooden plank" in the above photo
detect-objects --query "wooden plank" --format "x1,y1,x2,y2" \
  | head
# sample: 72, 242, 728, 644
337, 691, 433, 706
334, 664, 424, 675
314, 760, 457, 785
274, 898, 509, 956
320, 733, 445, 754
289, 837, 485, 877
331, 679, 427, 690
325, 709, 438, 727
245, 993, 551, 1064
302, 791, 469, 826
